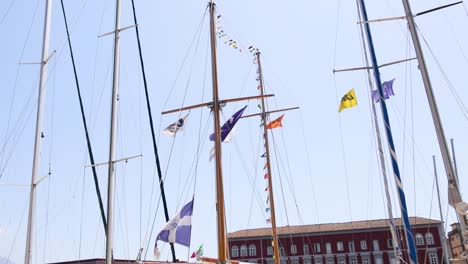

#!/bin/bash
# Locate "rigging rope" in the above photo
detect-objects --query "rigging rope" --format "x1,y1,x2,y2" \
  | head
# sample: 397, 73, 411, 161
59, 0, 107, 233
0, 0, 40, 179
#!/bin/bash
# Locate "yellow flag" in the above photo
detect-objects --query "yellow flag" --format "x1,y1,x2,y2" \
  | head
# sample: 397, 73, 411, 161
338, 88, 358, 112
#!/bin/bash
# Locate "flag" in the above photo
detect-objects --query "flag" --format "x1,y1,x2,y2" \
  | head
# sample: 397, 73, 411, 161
209, 106, 247, 142
265, 208, 270, 213
264, 173, 268, 179
372, 78, 395, 103
191, 244, 203, 259
155, 198, 194, 258
338, 89, 358, 112
209, 147, 215, 162
266, 115, 284, 129
266, 218, 271, 224
163, 114, 189, 136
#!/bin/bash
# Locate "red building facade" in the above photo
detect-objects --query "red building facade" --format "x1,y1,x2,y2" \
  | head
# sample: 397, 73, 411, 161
228, 217, 445, 264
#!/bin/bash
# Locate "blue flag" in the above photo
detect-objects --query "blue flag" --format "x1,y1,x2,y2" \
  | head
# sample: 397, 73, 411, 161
372, 78, 395, 103
209, 106, 247, 142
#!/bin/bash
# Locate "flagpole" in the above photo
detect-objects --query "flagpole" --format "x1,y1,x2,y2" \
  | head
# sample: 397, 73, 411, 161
358, 1, 418, 263
208, 0, 228, 262
255, 50, 281, 264
105, 0, 121, 262
24, 0, 53, 263
400, 0, 468, 257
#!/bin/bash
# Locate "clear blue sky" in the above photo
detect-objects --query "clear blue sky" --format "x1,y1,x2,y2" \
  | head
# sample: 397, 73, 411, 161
1, 0, 468, 263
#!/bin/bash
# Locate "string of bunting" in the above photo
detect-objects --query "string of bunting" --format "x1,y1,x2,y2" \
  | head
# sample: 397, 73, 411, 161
216, 14, 244, 53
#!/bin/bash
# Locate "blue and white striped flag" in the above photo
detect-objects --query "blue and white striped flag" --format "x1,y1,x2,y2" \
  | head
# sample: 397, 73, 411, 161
154, 198, 194, 259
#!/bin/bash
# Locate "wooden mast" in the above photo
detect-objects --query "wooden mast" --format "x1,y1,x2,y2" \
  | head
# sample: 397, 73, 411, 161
208, 0, 228, 262
24, 0, 53, 263
255, 50, 281, 264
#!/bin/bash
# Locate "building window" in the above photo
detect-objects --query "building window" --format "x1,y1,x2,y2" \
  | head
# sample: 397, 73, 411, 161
362, 258, 369, 264
373, 240, 379, 251
291, 259, 299, 264
350, 258, 357, 264
314, 243, 321, 253
240, 245, 247, 257
325, 243, 332, 254
291, 244, 297, 254
426, 233, 435, 245
267, 246, 273, 256
348, 241, 355, 252
429, 254, 438, 264
304, 259, 311, 264
232, 246, 239, 257
280, 246, 285, 256
416, 233, 424, 246
315, 259, 323, 264
360, 240, 367, 250
249, 245, 256, 256
337, 241, 344, 251
326, 260, 333, 264
338, 258, 345, 264
304, 244, 310, 255
387, 239, 394, 248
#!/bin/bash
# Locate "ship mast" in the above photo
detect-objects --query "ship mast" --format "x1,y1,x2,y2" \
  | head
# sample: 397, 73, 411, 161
24, 0, 53, 263
355, 2, 402, 260
399, 0, 468, 257
255, 51, 281, 264
161, 2, 274, 261
105, 0, 122, 262
358, 0, 418, 263
208, 0, 228, 261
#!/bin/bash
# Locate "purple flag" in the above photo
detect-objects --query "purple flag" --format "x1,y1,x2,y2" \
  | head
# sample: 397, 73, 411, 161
372, 78, 396, 103
209, 105, 247, 142
155, 198, 194, 249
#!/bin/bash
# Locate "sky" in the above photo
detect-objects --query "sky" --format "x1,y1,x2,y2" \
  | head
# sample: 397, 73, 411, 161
1, 0, 468, 263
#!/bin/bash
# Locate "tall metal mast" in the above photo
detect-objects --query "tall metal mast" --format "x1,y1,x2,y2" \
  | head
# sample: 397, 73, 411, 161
105, 0, 122, 262
255, 51, 281, 264
433, 156, 451, 264
358, 1, 418, 263
24, 0, 53, 263
209, 1, 228, 261
355, 2, 401, 260
400, 0, 467, 257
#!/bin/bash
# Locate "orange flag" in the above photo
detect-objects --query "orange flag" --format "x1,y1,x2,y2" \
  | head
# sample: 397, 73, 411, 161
266, 115, 284, 129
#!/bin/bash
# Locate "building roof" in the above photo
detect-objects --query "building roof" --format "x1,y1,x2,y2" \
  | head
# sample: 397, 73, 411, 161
228, 217, 440, 239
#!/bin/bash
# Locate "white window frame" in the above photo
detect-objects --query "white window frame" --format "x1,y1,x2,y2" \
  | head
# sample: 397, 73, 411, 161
429, 253, 438, 264
291, 244, 297, 254
232, 246, 239, 257
337, 241, 344, 251
426, 233, 435, 245
314, 243, 321, 253
349, 241, 355, 252
248, 244, 256, 256
303, 244, 310, 255
267, 246, 273, 256
387, 239, 394, 248
240, 245, 248, 257
325, 242, 332, 254
338, 258, 345, 264
416, 233, 425, 246
373, 240, 379, 251
280, 246, 285, 256
360, 240, 367, 250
